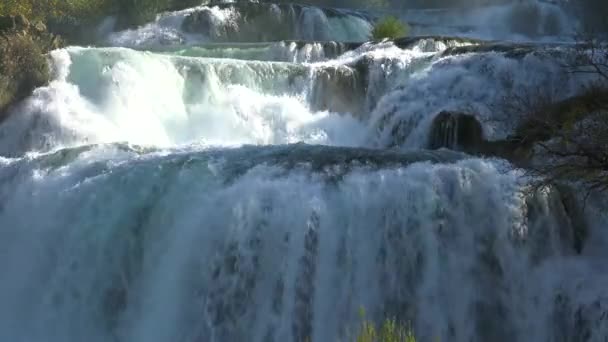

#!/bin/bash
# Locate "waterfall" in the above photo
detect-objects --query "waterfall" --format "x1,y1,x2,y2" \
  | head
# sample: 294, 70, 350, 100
106, 3, 373, 47
0, 1, 606, 341
0, 144, 595, 342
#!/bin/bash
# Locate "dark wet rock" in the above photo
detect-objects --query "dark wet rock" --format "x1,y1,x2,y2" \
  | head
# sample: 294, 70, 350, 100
0, 16, 16, 32
443, 43, 537, 58
183, 3, 294, 41
555, 184, 588, 254
393, 35, 482, 50
428, 111, 484, 151
45, 15, 85, 44
13, 14, 30, 30
286, 40, 363, 57
310, 65, 367, 118
0, 14, 31, 33
424, 109, 534, 165
524, 186, 580, 262
182, 8, 217, 36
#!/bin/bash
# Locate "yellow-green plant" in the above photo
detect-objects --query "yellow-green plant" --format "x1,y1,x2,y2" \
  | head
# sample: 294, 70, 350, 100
353, 307, 416, 342
371, 16, 409, 40
0, 0, 110, 22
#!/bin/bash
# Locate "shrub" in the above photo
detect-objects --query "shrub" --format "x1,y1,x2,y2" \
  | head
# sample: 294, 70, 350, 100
0, 0, 202, 29
372, 16, 409, 40
0, 0, 110, 24
0, 31, 50, 117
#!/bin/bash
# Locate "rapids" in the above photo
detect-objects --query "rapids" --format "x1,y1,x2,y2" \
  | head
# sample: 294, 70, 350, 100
0, 1, 607, 342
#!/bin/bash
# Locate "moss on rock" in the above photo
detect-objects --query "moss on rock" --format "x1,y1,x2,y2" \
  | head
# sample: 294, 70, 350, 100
0, 15, 59, 120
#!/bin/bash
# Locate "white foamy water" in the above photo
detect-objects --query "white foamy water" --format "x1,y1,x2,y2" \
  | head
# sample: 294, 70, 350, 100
0, 39, 591, 154
0, 145, 605, 342
148, 41, 331, 63
367, 46, 586, 147
107, 3, 372, 47
402, 0, 578, 41
0, 47, 373, 154
107, 5, 239, 46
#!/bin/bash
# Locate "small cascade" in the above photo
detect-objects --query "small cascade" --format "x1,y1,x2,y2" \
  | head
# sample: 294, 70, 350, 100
0, 47, 371, 153
0, 37, 473, 155
367, 45, 586, 149
403, 0, 577, 40
107, 2, 373, 47
142, 41, 362, 63
181, 2, 372, 42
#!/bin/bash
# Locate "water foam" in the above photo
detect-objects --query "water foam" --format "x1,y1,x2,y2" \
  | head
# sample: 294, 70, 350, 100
107, 3, 372, 47
0, 145, 601, 342
367, 46, 586, 148
403, 0, 577, 41
1, 39, 587, 155
107, 5, 239, 46
0, 47, 370, 155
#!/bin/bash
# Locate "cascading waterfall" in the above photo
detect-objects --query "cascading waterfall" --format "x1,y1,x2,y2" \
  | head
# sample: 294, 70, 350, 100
403, 0, 577, 40
367, 44, 586, 148
0, 38, 461, 154
107, 2, 373, 47
0, 145, 593, 342
0, 48, 373, 155
143, 41, 359, 63
1, 1, 607, 342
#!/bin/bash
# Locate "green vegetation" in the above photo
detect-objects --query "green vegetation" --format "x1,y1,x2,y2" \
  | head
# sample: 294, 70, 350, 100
0, 0, 202, 30
354, 318, 417, 342
0, 16, 55, 118
371, 16, 409, 40
0, 33, 50, 118
0, 0, 109, 23
349, 308, 417, 342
